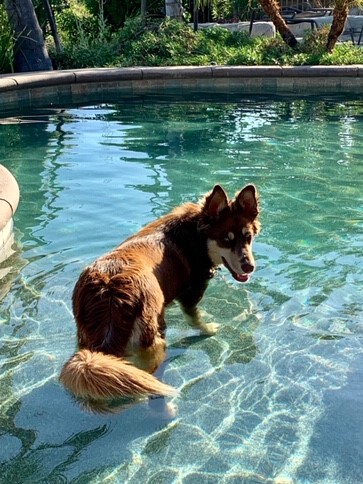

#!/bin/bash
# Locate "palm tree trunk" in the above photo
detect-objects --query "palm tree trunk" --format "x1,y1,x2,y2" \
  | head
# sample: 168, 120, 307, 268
4, 0, 52, 72
259, 0, 298, 49
326, 0, 349, 52
141, 0, 147, 16
43, 0, 62, 54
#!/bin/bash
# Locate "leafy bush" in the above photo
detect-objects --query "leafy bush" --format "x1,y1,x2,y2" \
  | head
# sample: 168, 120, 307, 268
0, 5, 14, 74
54, 0, 100, 44
84, 0, 163, 29
321, 42, 363, 64
50, 8, 120, 69
48, 11, 363, 71
119, 19, 202, 66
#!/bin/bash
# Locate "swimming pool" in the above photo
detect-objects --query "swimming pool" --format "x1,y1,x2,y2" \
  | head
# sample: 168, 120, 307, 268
0, 94, 362, 483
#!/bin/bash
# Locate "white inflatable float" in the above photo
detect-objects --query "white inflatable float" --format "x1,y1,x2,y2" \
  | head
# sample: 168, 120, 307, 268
0, 165, 19, 264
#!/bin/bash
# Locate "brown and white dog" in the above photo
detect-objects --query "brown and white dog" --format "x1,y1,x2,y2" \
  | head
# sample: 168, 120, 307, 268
60, 184, 260, 405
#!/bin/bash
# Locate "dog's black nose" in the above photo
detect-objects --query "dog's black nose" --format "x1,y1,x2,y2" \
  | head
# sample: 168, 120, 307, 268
241, 260, 254, 274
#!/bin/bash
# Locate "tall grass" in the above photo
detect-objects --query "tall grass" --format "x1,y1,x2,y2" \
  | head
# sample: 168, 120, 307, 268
116, 19, 363, 67
50, 4, 121, 69
0, 5, 14, 74
42, 12, 363, 70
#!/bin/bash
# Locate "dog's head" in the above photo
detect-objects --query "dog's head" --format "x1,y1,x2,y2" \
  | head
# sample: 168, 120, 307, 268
199, 184, 260, 283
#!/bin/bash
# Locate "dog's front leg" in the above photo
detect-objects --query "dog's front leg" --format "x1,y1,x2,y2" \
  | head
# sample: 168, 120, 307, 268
181, 305, 220, 336
178, 282, 219, 335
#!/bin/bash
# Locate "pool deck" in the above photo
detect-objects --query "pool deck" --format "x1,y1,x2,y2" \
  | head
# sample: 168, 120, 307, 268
1, 65, 363, 111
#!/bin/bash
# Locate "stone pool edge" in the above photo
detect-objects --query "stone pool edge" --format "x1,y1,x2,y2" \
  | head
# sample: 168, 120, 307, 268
1, 65, 363, 109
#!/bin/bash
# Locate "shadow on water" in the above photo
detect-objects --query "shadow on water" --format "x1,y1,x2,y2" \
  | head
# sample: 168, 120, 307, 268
0, 379, 178, 482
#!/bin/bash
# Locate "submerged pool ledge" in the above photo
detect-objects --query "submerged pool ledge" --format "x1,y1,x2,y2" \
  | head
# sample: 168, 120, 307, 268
0, 65, 363, 109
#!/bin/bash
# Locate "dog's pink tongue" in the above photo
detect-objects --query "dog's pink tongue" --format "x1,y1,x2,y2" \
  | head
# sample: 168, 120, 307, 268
235, 273, 249, 283
222, 257, 249, 283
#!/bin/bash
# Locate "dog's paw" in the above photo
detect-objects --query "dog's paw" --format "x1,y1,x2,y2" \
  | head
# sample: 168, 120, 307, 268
200, 322, 220, 336
164, 401, 178, 419
148, 397, 177, 419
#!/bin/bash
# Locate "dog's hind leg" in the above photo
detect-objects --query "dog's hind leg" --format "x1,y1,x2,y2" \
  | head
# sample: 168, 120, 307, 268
132, 334, 167, 374
145, 338, 177, 419
132, 334, 177, 418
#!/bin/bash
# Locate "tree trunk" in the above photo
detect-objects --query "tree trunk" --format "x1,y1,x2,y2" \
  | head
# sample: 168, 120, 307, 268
141, 0, 147, 17
4, 0, 52, 72
193, 1, 198, 31
259, 0, 298, 49
326, 0, 349, 52
165, 0, 183, 20
43, 0, 62, 54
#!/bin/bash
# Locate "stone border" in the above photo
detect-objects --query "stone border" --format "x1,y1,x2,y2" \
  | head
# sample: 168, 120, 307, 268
1, 65, 363, 111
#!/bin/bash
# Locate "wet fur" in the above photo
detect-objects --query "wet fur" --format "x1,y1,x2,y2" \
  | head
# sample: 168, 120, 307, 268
60, 184, 260, 405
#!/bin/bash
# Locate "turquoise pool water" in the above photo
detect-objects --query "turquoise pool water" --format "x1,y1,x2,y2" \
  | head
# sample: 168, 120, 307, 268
0, 94, 362, 483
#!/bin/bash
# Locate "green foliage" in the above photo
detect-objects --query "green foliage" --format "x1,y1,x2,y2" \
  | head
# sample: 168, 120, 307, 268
320, 41, 363, 64
2, 0, 363, 74
209, 0, 232, 20
194, 0, 252, 20
0, 4, 14, 74
33, 0, 66, 29
50, 7, 121, 69
53, 0, 100, 43
119, 19, 203, 66
44, 2, 363, 71
84, 0, 163, 29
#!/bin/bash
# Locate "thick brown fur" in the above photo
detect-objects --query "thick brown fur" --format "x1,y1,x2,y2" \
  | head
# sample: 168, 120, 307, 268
60, 184, 260, 405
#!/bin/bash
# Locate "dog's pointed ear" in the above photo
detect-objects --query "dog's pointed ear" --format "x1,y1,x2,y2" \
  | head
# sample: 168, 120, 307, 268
203, 185, 229, 217
234, 184, 259, 218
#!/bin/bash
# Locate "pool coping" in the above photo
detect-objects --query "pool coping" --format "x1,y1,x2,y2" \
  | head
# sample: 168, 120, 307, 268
1, 65, 363, 110
1, 65, 363, 90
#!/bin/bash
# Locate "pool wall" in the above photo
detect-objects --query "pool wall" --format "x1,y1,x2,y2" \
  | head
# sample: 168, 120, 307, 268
1, 66, 363, 111
0, 165, 19, 265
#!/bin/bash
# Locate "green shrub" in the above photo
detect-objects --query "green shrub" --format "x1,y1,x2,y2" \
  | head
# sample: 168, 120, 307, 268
83, 0, 163, 29
54, 0, 100, 44
321, 42, 363, 64
0, 5, 14, 73
50, 8, 120, 69
49, 11, 363, 70
119, 19, 202, 66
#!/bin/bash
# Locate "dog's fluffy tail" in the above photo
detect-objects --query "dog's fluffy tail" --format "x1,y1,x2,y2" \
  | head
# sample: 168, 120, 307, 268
59, 349, 177, 400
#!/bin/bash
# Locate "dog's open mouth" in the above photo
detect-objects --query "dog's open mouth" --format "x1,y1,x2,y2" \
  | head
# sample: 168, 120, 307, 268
221, 257, 250, 283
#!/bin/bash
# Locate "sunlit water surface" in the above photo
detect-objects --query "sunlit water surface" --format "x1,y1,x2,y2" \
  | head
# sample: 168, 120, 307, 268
0, 95, 362, 483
